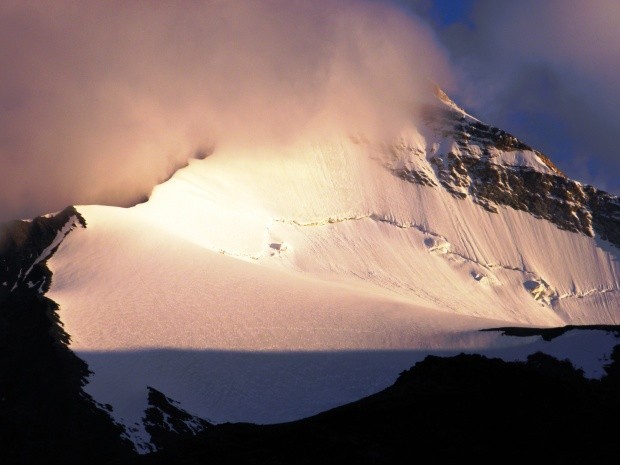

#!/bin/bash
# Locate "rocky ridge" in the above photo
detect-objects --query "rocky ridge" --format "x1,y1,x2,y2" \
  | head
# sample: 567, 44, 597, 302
387, 94, 620, 248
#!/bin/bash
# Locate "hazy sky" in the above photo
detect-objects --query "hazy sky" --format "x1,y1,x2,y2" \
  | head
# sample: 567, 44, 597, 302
404, 0, 620, 195
1, 0, 618, 222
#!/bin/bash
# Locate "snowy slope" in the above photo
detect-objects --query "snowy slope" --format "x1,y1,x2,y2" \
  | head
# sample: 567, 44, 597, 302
47, 95, 619, 449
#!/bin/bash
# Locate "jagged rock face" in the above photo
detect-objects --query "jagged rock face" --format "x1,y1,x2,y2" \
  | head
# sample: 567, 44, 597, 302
143, 387, 211, 451
0, 206, 87, 302
586, 187, 620, 248
393, 104, 620, 248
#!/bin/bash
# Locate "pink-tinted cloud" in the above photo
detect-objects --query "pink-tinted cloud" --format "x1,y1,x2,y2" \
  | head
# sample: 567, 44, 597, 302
0, 0, 451, 221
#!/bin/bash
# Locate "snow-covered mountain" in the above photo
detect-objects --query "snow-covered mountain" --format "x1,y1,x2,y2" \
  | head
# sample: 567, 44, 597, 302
2, 88, 619, 457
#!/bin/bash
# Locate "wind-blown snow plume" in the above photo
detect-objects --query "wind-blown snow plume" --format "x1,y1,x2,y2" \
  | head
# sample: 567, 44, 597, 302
0, 0, 451, 221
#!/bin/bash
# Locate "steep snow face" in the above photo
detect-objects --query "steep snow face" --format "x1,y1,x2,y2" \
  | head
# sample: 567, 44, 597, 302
128, 120, 618, 326
49, 204, 516, 352
47, 96, 619, 448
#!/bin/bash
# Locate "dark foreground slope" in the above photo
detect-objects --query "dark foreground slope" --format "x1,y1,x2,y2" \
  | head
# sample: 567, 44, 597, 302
1, 208, 619, 465
0, 208, 134, 465
142, 349, 620, 465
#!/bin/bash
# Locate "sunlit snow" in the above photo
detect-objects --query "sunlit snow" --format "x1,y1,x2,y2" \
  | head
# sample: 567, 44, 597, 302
47, 105, 619, 449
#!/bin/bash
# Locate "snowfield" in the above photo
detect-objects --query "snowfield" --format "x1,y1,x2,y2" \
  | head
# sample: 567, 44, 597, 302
47, 101, 620, 449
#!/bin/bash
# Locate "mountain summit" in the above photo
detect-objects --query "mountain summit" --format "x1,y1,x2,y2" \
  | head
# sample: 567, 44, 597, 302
2, 89, 619, 458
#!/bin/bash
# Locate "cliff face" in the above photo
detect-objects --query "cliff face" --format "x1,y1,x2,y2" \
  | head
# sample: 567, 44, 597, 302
391, 103, 620, 248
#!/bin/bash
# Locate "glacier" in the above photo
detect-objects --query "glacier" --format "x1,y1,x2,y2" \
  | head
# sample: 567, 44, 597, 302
45, 92, 619, 449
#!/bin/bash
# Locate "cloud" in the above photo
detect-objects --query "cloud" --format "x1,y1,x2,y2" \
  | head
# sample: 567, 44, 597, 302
0, 0, 451, 221
422, 0, 620, 194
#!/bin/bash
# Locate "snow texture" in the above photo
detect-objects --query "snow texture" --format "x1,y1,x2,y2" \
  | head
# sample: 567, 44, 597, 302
47, 102, 619, 449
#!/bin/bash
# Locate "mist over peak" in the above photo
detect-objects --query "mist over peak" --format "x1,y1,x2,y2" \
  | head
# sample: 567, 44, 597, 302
0, 0, 452, 221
